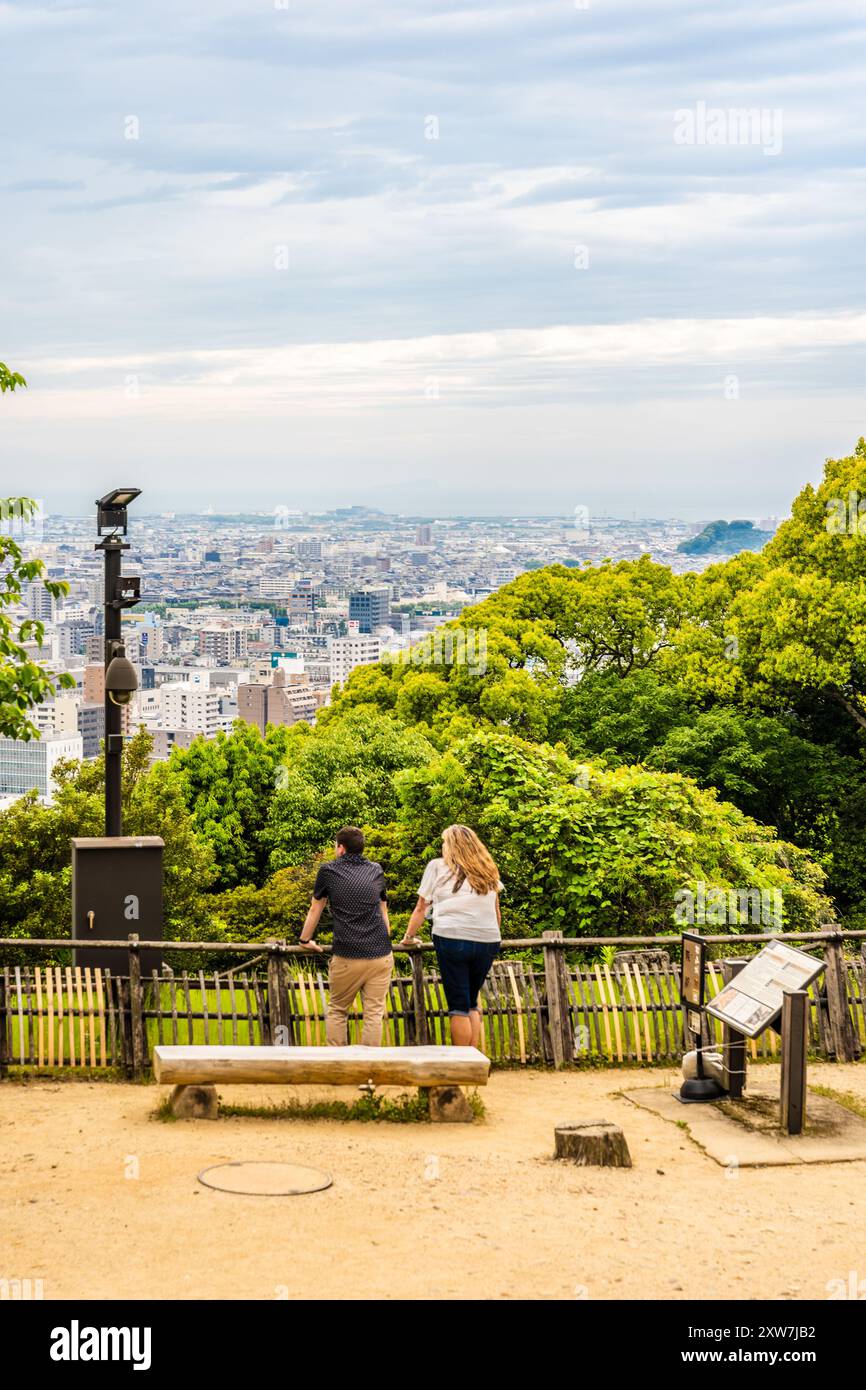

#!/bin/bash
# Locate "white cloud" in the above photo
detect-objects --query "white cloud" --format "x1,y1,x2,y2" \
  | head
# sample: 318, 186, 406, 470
14, 311, 866, 421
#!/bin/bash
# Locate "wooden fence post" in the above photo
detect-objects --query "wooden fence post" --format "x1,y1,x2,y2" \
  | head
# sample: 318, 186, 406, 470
543, 931, 574, 1068
266, 941, 292, 1046
0, 969, 8, 1079
721, 959, 747, 1099
127, 934, 146, 1080
822, 929, 859, 1064
780, 990, 808, 1135
409, 950, 429, 1046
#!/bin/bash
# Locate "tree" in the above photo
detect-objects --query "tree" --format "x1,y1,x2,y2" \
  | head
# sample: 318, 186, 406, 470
367, 729, 831, 937
327, 556, 687, 746
1, 501, 74, 737
168, 721, 293, 890
2, 366, 74, 734
0, 730, 216, 947
263, 707, 435, 871
675, 440, 866, 730
213, 863, 321, 944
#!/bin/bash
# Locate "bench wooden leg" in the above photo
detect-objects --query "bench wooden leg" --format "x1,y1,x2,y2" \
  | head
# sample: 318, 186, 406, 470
170, 1084, 219, 1120
424, 1085, 475, 1123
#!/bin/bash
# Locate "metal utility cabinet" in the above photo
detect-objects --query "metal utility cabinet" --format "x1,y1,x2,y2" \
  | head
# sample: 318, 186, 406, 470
71, 836, 164, 974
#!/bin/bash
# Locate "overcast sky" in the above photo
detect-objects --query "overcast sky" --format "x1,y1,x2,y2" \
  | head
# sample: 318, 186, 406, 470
2, 0, 865, 518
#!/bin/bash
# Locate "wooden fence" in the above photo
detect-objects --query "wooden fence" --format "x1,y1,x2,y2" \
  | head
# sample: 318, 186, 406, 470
1, 930, 864, 1078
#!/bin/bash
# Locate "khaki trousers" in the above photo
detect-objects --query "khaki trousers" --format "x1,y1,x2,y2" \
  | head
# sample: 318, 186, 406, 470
326, 953, 393, 1047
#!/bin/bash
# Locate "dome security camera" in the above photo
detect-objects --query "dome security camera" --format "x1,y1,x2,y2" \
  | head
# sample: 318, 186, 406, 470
105, 653, 138, 706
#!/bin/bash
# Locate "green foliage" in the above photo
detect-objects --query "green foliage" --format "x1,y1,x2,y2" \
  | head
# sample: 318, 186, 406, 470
262, 708, 435, 871
168, 721, 293, 889
0, 363, 26, 393
1, 499, 74, 738
364, 729, 830, 936
213, 862, 320, 943
678, 519, 772, 555
0, 730, 215, 945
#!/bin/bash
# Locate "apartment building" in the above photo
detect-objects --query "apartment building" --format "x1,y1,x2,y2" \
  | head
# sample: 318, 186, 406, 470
161, 682, 224, 737
328, 634, 382, 687
237, 667, 324, 732
198, 625, 247, 664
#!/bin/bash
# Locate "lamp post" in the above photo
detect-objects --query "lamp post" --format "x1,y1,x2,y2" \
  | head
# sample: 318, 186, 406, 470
96, 488, 142, 836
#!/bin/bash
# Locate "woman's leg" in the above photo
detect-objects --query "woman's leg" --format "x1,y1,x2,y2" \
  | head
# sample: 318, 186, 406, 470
449, 1013, 473, 1046
465, 943, 498, 1049
434, 938, 472, 1045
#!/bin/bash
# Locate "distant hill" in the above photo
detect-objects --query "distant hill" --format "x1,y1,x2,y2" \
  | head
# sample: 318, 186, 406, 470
677, 519, 773, 555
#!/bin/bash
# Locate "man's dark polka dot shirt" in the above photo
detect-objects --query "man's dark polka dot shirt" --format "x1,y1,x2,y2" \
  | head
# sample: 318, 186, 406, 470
312, 853, 391, 959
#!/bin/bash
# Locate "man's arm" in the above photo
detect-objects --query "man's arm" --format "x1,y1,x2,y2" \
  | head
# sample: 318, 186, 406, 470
300, 896, 326, 950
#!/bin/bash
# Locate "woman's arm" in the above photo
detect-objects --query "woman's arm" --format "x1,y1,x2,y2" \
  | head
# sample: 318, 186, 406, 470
398, 896, 430, 945
495, 892, 501, 928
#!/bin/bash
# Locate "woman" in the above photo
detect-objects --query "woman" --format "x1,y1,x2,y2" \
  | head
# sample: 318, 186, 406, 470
399, 825, 502, 1047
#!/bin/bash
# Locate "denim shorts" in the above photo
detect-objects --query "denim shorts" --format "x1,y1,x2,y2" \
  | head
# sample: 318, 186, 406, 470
433, 936, 500, 1016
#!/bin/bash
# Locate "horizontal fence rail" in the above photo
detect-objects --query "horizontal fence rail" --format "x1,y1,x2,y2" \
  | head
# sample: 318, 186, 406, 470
1, 930, 864, 1078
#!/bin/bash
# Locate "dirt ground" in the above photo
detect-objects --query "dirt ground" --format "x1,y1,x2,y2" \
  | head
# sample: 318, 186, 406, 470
2, 1063, 865, 1301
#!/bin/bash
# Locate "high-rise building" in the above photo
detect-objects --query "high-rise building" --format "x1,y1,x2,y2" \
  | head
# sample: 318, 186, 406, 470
138, 625, 164, 662
288, 586, 316, 620
28, 582, 56, 623
0, 733, 84, 801
257, 577, 299, 600
161, 682, 223, 737
348, 586, 391, 633
198, 625, 247, 663
83, 663, 105, 704
415, 524, 433, 545
328, 634, 382, 687
296, 539, 323, 562
77, 704, 105, 758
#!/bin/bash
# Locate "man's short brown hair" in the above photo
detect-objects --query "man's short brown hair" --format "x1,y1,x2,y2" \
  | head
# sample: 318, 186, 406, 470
336, 825, 365, 855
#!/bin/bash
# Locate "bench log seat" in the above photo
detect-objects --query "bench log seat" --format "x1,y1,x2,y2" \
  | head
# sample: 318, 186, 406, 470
153, 1044, 490, 1122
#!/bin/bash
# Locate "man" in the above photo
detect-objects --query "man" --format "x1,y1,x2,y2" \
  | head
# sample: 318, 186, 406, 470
299, 825, 393, 1047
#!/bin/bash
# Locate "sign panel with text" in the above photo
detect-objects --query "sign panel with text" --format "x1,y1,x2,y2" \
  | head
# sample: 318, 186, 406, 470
706, 939, 824, 1039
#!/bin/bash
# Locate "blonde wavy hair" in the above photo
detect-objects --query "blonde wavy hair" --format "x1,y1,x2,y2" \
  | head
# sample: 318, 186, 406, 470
442, 824, 500, 896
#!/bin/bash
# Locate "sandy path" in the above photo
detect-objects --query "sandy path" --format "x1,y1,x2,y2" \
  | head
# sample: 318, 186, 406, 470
2, 1064, 865, 1301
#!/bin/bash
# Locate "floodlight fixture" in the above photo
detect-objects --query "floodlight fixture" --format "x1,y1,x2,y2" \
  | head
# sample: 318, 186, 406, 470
96, 487, 142, 535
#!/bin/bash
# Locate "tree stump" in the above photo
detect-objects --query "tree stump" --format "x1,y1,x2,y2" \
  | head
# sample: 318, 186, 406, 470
425, 1085, 475, 1123
169, 1084, 219, 1120
554, 1121, 631, 1167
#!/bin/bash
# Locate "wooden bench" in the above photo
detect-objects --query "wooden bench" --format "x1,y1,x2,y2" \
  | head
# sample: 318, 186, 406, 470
153, 1044, 490, 1123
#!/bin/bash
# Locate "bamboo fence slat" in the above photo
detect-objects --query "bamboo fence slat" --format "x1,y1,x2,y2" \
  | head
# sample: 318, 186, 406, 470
65, 966, 75, 1068
54, 967, 63, 1068
14, 966, 25, 1067
602, 963, 623, 1062
199, 971, 211, 1045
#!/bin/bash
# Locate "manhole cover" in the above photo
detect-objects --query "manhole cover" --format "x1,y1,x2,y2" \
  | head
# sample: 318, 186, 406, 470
197, 1162, 333, 1196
